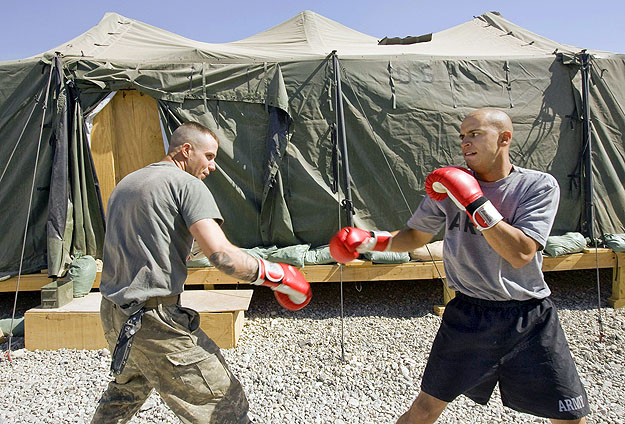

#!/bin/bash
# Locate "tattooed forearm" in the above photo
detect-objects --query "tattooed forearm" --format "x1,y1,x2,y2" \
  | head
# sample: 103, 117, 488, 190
209, 252, 236, 274
209, 250, 259, 281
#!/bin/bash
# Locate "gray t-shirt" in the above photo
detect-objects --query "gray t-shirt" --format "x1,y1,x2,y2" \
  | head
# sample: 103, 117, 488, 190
407, 166, 559, 301
100, 161, 223, 312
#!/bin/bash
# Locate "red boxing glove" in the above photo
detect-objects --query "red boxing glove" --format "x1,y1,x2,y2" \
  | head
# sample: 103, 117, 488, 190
425, 167, 503, 231
329, 227, 393, 263
253, 258, 312, 311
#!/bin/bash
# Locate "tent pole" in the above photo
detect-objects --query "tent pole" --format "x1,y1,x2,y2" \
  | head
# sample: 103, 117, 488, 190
580, 51, 594, 239
580, 51, 605, 342
332, 52, 354, 227
332, 51, 353, 364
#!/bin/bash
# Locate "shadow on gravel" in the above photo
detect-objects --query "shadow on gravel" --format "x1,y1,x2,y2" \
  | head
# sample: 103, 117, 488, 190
0, 291, 40, 318
0, 291, 39, 352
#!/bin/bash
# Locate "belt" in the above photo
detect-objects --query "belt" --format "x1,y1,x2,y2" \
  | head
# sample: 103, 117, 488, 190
144, 295, 180, 308
455, 292, 545, 308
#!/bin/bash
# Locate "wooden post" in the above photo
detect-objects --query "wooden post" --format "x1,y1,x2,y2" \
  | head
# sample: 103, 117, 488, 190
442, 278, 456, 304
608, 252, 625, 309
433, 278, 455, 316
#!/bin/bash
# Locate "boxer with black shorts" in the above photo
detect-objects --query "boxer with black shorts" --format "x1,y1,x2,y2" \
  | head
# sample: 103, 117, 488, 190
329, 109, 589, 424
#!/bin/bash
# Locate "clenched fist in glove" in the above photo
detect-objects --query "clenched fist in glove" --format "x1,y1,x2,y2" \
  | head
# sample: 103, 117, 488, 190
253, 258, 312, 310
329, 227, 392, 263
425, 166, 503, 231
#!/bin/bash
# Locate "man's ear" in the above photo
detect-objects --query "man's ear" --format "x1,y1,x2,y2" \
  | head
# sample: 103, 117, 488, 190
181, 142, 192, 158
499, 131, 512, 145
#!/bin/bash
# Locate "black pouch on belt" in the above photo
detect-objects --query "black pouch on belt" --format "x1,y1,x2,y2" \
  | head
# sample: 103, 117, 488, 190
110, 308, 145, 375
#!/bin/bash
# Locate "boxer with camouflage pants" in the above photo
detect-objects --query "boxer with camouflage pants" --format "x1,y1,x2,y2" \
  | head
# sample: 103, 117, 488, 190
92, 122, 312, 424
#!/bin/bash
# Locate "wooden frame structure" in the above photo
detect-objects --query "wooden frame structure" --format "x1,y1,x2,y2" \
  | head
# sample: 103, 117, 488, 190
3, 249, 624, 309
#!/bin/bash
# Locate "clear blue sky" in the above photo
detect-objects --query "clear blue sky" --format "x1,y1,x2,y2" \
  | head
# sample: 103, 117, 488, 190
1, 0, 623, 61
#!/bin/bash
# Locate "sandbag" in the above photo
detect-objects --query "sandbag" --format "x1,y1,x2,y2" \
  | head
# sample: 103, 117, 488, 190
186, 243, 279, 268
186, 257, 212, 268
266, 244, 311, 268
604, 234, 625, 252
362, 251, 410, 264
244, 246, 278, 259
304, 245, 336, 265
410, 240, 444, 261
544, 232, 587, 257
187, 244, 312, 268
67, 255, 98, 297
0, 317, 24, 338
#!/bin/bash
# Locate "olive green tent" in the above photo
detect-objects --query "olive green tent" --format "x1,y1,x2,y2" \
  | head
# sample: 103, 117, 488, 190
1, 10, 624, 277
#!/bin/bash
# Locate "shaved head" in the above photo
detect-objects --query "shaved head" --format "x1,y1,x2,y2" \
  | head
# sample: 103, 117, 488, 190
465, 108, 513, 135
459, 108, 514, 181
168, 122, 218, 154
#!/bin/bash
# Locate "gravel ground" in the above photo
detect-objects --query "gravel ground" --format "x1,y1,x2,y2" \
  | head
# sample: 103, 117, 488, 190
1, 269, 624, 423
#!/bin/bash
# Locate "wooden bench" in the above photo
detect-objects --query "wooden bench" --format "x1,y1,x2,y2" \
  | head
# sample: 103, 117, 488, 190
2, 248, 624, 309
23, 290, 253, 350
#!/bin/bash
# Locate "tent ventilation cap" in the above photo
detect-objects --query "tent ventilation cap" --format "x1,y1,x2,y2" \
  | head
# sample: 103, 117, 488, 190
378, 33, 432, 45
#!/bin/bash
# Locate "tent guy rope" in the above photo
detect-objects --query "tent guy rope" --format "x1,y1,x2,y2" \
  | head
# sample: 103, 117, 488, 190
5, 60, 56, 361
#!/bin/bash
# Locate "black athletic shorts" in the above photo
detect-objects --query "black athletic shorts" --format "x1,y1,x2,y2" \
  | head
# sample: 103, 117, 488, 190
421, 293, 589, 420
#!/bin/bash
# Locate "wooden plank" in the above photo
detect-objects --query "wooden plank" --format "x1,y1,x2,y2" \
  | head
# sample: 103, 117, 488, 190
90, 98, 117, 212
233, 310, 244, 347
0, 252, 614, 291
433, 278, 455, 316
542, 249, 615, 272
23, 290, 253, 350
9, 263, 442, 292
0, 272, 102, 293
198, 312, 236, 349
303, 261, 446, 282
180, 289, 253, 312
186, 260, 447, 285
89, 90, 164, 211
24, 290, 252, 313
0, 274, 55, 292
111, 90, 164, 182
4, 249, 625, 311
433, 305, 446, 316
25, 311, 107, 350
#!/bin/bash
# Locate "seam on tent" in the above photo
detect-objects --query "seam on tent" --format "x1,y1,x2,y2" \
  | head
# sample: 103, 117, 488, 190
593, 65, 625, 119
86, 16, 135, 59
264, 62, 269, 113
326, 63, 333, 112
202, 63, 207, 113
446, 62, 458, 108
505, 61, 514, 108
388, 61, 396, 109
188, 65, 195, 93
301, 10, 328, 53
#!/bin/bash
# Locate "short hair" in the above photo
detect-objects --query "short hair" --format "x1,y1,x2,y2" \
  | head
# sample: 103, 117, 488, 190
168, 122, 219, 154
467, 108, 513, 134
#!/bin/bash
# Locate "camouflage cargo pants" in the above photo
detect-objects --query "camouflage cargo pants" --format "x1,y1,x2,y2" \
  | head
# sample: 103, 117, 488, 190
91, 297, 250, 424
